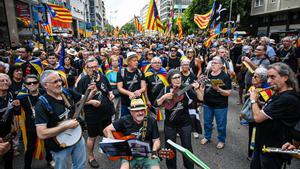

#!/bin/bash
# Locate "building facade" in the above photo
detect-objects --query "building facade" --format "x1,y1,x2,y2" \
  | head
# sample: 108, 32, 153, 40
251, 0, 300, 37
89, 0, 106, 31
160, 0, 190, 22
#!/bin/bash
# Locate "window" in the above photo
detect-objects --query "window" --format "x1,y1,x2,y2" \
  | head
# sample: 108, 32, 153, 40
254, 0, 264, 7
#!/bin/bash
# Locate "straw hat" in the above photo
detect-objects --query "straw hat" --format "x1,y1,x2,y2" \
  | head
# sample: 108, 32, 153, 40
129, 98, 147, 111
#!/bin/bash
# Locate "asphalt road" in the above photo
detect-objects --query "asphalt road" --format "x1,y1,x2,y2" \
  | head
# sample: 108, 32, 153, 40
2, 90, 300, 169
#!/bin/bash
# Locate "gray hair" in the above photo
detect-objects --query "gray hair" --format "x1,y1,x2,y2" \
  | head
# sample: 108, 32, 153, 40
150, 57, 162, 63
254, 66, 268, 83
282, 36, 292, 42
40, 70, 59, 87
0, 73, 11, 85
85, 57, 99, 65
0, 61, 9, 73
260, 36, 270, 44
268, 62, 299, 92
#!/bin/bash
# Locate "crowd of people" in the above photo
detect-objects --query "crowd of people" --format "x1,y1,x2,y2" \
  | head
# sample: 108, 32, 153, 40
0, 34, 300, 169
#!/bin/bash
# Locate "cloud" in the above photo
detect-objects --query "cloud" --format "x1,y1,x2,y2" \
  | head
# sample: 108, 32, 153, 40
103, 0, 148, 27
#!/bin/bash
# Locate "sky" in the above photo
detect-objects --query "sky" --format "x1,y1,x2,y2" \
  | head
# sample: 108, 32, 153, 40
103, 0, 149, 27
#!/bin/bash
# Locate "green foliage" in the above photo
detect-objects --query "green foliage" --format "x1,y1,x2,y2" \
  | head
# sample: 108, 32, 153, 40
184, 0, 251, 32
120, 22, 136, 35
104, 24, 114, 34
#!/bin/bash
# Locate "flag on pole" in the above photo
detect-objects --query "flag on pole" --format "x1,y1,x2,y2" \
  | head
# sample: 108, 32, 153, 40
134, 16, 144, 32
145, 0, 164, 33
204, 34, 219, 48
194, 0, 217, 30
47, 3, 72, 28
194, 10, 212, 29
40, 22, 52, 35
177, 14, 183, 39
164, 19, 170, 36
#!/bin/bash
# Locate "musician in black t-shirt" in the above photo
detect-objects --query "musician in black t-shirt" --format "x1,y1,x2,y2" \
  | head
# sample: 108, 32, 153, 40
156, 69, 203, 169
76, 58, 114, 168
35, 70, 97, 169
0, 73, 20, 169
103, 98, 161, 169
117, 52, 146, 117
164, 47, 181, 71
249, 62, 300, 169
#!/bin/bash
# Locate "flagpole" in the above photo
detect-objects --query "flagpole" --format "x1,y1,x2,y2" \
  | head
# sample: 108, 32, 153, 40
228, 0, 233, 38
28, 0, 35, 40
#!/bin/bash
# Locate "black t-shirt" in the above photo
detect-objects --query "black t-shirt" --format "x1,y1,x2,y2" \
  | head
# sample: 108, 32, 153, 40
117, 68, 145, 106
113, 115, 159, 147
255, 90, 300, 154
17, 89, 45, 133
277, 47, 298, 73
9, 80, 23, 98
145, 73, 165, 105
181, 72, 198, 109
165, 56, 180, 70
0, 92, 14, 137
204, 71, 232, 108
155, 86, 196, 127
64, 66, 77, 88
76, 74, 113, 121
34, 89, 82, 152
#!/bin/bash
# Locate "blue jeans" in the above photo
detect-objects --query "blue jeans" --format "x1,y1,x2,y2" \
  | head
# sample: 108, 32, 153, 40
51, 137, 86, 169
203, 105, 228, 143
120, 104, 130, 117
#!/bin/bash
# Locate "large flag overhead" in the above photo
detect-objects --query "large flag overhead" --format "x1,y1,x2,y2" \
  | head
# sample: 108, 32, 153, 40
134, 16, 144, 32
145, 0, 164, 33
194, 0, 218, 30
194, 10, 212, 29
47, 3, 72, 28
177, 14, 183, 39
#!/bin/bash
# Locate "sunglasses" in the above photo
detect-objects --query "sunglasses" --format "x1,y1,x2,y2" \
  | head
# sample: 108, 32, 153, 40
25, 81, 39, 85
151, 62, 161, 64
172, 75, 181, 80
171, 50, 177, 52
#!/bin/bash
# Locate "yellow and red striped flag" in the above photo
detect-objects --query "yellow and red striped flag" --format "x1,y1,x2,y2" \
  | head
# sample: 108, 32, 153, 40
194, 10, 212, 29
134, 16, 144, 32
177, 14, 183, 39
16, 17, 31, 27
40, 22, 52, 35
204, 34, 219, 48
164, 19, 170, 36
145, 0, 164, 33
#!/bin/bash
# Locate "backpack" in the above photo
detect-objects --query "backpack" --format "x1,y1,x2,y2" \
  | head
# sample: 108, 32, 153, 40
38, 88, 72, 114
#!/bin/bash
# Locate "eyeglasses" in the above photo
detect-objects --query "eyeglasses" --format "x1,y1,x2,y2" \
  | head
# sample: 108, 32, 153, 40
46, 79, 63, 84
171, 75, 181, 80
171, 50, 177, 52
86, 65, 98, 69
252, 75, 260, 79
25, 81, 39, 85
0, 79, 9, 83
211, 61, 221, 65
151, 62, 161, 64
267, 75, 276, 79
148, 53, 154, 55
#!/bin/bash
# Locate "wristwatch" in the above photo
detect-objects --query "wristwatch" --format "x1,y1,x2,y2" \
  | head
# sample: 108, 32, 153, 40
250, 99, 256, 104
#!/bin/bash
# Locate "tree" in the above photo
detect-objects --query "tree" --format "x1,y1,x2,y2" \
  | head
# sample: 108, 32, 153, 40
104, 24, 114, 35
184, 0, 252, 32
121, 22, 136, 35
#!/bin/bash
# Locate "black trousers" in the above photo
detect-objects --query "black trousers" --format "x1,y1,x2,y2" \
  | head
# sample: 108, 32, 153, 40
250, 148, 286, 169
24, 130, 52, 169
164, 124, 194, 169
2, 145, 13, 169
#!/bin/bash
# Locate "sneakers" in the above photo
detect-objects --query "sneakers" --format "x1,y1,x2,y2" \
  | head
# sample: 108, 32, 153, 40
88, 159, 99, 168
216, 142, 225, 149
200, 138, 210, 145
193, 132, 200, 139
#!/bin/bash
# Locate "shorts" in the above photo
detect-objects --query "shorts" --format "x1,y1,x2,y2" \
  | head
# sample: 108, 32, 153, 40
121, 157, 160, 169
86, 117, 111, 137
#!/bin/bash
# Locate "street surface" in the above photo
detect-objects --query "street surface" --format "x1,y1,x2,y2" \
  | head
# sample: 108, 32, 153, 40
2, 90, 300, 169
